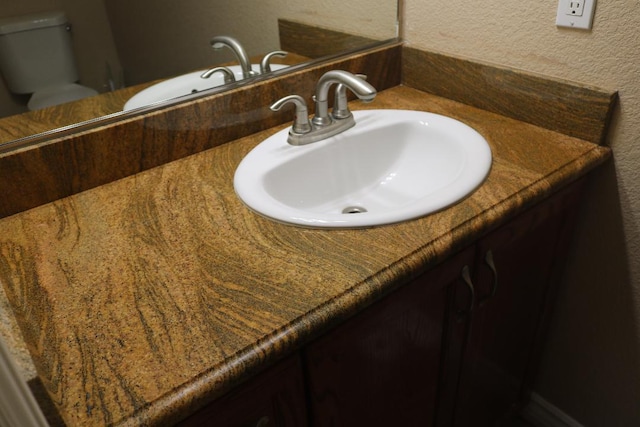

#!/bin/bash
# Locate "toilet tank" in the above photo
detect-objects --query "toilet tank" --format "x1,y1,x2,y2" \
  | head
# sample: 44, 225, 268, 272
0, 11, 79, 94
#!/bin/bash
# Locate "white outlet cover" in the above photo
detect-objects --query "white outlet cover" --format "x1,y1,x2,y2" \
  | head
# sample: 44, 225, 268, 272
556, 0, 597, 30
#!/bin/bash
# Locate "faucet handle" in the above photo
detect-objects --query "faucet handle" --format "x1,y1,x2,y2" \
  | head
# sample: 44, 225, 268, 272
260, 50, 288, 74
271, 95, 312, 135
333, 74, 368, 120
200, 66, 236, 84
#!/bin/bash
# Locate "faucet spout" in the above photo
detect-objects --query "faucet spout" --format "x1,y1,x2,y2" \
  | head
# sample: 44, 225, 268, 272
312, 70, 376, 127
270, 69, 377, 145
210, 36, 256, 79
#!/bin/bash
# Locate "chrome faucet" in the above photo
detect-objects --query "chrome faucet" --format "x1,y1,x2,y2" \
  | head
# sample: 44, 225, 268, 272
200, 66, 236, 84
260, 50, 288, 74
271, 95, 312, 134
270, 70, 376, 146
210, 36, 257, 79
312, 70, 376, 126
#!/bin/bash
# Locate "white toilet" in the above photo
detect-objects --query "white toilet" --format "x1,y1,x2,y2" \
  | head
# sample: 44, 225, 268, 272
0, 11, 98, 111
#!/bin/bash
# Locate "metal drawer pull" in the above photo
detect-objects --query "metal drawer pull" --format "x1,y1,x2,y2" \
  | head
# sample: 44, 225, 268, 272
485, 250, 498, 298
457, 265, 475, 321
478, 250, 499, 307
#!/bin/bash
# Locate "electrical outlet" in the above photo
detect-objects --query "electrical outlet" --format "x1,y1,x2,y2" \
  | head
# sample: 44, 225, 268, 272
556, 0, 596, 29
567, 1, 586, 16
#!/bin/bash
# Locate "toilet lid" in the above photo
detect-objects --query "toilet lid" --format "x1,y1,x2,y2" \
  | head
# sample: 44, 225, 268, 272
28, 83, 98, 111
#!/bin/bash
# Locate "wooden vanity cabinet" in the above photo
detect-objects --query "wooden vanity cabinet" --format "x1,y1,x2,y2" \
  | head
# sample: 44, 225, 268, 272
303, 248, 476, 426
441, 181, 584, 427
302, 181, 584, 427
179, 181, 584, 427
178, 354, 308, 427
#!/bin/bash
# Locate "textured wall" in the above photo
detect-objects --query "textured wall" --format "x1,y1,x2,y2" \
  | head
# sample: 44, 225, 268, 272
278, 0, 397, 39
404, 1, 640, 424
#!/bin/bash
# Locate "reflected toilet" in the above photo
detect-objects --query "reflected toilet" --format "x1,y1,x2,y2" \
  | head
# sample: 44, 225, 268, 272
0, 11, 98, 111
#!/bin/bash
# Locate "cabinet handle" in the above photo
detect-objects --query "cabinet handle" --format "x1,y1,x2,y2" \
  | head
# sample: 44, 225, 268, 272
456, 265, 475, 321
477, 250, 499, 306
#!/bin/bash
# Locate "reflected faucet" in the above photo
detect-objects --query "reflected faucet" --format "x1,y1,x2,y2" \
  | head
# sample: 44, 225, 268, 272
270, 70, 377, 146
260, 50, 288, 74
210, 36, 257, 79
200, 66, 236, 84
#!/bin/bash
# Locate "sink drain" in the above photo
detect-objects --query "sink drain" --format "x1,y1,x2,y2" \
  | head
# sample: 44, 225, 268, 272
342, 206, 368, 214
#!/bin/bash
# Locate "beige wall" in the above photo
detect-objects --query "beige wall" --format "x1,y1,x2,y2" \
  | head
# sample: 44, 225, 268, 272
279, 0, 397, 39
404, 0, 640, 424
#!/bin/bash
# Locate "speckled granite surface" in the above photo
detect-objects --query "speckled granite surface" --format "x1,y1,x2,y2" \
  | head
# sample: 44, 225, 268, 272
0, 86, 610, 426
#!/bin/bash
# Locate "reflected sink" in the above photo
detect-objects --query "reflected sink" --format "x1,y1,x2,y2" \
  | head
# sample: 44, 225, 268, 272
123, 64, 288, 111
234, 109, 492, 228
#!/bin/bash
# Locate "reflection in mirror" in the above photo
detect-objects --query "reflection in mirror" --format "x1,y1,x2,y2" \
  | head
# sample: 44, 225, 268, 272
0, 0, 397, 147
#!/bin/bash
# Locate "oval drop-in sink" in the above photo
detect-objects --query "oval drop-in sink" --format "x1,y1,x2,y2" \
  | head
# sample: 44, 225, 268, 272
123, 64, 288, 111
234, 109, 492, 228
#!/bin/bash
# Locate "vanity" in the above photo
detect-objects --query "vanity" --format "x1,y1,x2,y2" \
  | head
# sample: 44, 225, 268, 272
0, 40, 615, 426
179, 172, 584, 427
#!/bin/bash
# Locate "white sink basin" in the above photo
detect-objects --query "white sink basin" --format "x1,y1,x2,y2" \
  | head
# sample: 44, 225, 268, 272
234, 109, 492, 228
123, 64, 288, 111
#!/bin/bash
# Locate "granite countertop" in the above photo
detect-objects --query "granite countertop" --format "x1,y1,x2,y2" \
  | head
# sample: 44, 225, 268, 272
0, 85, 610, 426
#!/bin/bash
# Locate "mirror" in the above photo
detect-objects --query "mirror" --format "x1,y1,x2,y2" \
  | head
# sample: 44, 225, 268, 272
0, 0, 398, 147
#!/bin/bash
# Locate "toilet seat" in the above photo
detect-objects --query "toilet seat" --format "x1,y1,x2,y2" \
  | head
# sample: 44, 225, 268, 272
27, 83, 98, 111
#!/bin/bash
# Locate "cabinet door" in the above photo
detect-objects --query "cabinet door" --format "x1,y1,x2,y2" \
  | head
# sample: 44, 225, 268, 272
178, 354, 308, 427
453, 182, 584, 427
304, 248, 475, 427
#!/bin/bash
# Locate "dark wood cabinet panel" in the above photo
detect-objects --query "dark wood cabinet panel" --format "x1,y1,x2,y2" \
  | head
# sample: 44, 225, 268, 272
303, 248, 475, 427
451, 182, 584, 427
178, 354, 308, 427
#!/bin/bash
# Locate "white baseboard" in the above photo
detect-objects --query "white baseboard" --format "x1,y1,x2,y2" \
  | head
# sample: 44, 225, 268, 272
522, 393, 585, 427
